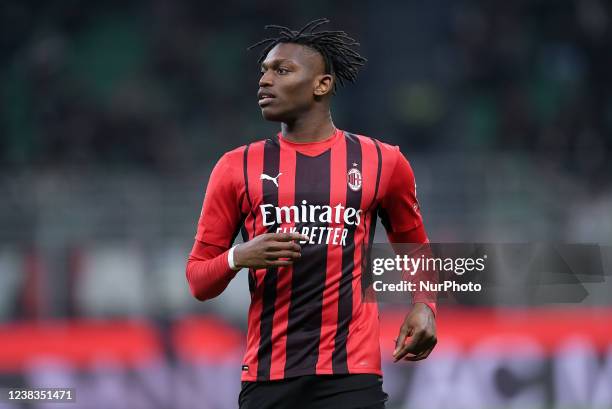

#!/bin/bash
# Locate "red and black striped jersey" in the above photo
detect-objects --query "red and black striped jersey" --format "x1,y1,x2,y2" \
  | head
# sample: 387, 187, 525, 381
194, 129, 426, 381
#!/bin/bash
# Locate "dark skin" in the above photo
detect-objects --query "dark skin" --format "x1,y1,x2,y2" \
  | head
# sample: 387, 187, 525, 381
234, 42, 437, 363
256, 42, 335, 142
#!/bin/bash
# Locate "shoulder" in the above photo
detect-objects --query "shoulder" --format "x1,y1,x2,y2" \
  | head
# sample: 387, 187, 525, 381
217, 137, 270, 165
218, 145, 246, 165
345, 131, 402, 165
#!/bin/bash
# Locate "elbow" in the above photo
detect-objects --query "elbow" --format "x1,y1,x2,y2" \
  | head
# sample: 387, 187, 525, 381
191, 289, 208, 302
185, 262, 209, 302
188, 283, 207, 302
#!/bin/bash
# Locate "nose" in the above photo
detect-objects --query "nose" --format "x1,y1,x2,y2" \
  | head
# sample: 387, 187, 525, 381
259, 70, 273, 87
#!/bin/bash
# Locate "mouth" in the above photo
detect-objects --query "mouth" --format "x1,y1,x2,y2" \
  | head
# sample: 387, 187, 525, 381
258, 91, 276, 107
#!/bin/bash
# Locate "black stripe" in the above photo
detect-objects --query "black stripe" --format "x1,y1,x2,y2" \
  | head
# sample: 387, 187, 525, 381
332, 132, 363, 373
240, 225, 256, 295
284, 149, 331, 378
243, 144, 257, 240
230, 191, 247, 247
361, 206, 379, 299
230, 223, 243, 248
256, 138, 280, 380
240, 225, 249, 242
378, 207, 392, 232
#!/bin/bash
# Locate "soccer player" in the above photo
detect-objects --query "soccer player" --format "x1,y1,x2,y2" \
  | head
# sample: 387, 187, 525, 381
186, 18, 437, 409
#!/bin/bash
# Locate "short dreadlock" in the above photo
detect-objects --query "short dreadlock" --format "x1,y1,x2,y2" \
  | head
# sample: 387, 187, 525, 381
248, 18, 367, 93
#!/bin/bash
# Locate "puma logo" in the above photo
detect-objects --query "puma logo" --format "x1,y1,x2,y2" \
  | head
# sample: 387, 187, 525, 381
260, 172, 282, 187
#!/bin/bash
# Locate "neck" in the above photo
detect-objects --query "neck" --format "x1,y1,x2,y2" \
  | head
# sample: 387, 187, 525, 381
280, 108, 336, 143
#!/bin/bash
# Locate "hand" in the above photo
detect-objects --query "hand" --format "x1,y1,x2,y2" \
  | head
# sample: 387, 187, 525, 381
233, 232, 307, 269
393, 303, 437, 362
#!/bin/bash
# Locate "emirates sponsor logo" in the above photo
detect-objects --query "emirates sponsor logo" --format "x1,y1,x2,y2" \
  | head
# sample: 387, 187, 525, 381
260, 200, 362, 227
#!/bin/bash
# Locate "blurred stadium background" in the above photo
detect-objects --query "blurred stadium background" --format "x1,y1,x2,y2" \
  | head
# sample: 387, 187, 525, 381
1, 0, 611, 408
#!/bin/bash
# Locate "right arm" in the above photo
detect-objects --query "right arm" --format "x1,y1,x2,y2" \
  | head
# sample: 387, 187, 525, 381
185, 151, 243, 301
186, 150, 305, 301
186, 240, 237, 301
186, 232, 305, 301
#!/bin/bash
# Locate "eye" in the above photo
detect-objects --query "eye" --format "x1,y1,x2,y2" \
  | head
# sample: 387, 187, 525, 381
276, 67, 289, 75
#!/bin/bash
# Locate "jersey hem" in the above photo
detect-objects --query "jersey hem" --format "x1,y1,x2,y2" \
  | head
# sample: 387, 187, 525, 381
240, 367, 383, 382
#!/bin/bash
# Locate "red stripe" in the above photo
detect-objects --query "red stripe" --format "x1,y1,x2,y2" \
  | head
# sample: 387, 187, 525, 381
242, 141, 265, 380
347, 136, 382, 371
240, 145, 254, 238
244, 141, 266, 238
268, 144, 296, 379
350, 211, 382, 372
316, 133, 347, 374
358, 136, 378, 213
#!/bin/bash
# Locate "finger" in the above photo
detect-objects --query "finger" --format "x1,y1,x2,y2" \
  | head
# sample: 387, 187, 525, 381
264, 250, 301, 260
273, 232, 308, 242
267, 259, 294, 266
404, 351, 430, 361
394, 330, 426, 362
403, 336, 437, 361
404, 331, 428, 354
403, 344, 435, 361
393, 327, 413, 357
266, 242, 302, 252
408, 331, 434, 357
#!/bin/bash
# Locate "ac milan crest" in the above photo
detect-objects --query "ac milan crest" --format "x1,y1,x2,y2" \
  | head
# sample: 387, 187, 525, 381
347, 167, 362, 191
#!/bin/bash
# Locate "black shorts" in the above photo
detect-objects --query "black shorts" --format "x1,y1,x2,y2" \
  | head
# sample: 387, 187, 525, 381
238, 374, 388, 409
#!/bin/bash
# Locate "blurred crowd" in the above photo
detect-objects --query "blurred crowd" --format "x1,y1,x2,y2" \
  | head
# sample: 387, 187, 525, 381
1, 0, 611, 187
2, 0, 612, 322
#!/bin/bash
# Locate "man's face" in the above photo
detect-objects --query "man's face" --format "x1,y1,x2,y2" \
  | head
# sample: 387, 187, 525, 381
257, 42, 328, 122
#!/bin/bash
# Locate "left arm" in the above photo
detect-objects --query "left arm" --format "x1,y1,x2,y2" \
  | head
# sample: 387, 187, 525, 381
379, 147, 437, 362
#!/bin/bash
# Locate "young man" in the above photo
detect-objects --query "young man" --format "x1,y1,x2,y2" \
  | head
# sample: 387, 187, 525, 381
186, 18, 437, 409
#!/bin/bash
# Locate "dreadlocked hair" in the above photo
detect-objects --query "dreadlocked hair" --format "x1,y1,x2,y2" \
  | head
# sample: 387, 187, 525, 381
248, 18, 367, 92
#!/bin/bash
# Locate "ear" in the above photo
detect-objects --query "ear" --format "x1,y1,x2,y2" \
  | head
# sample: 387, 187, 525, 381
313, 74, 334, 97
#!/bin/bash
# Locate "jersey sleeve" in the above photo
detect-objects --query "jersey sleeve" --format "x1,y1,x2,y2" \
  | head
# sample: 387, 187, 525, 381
379, 147, 424, 235
381, 147, 436, 315
186, 240, 238, 301
195, 151, 244, 248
